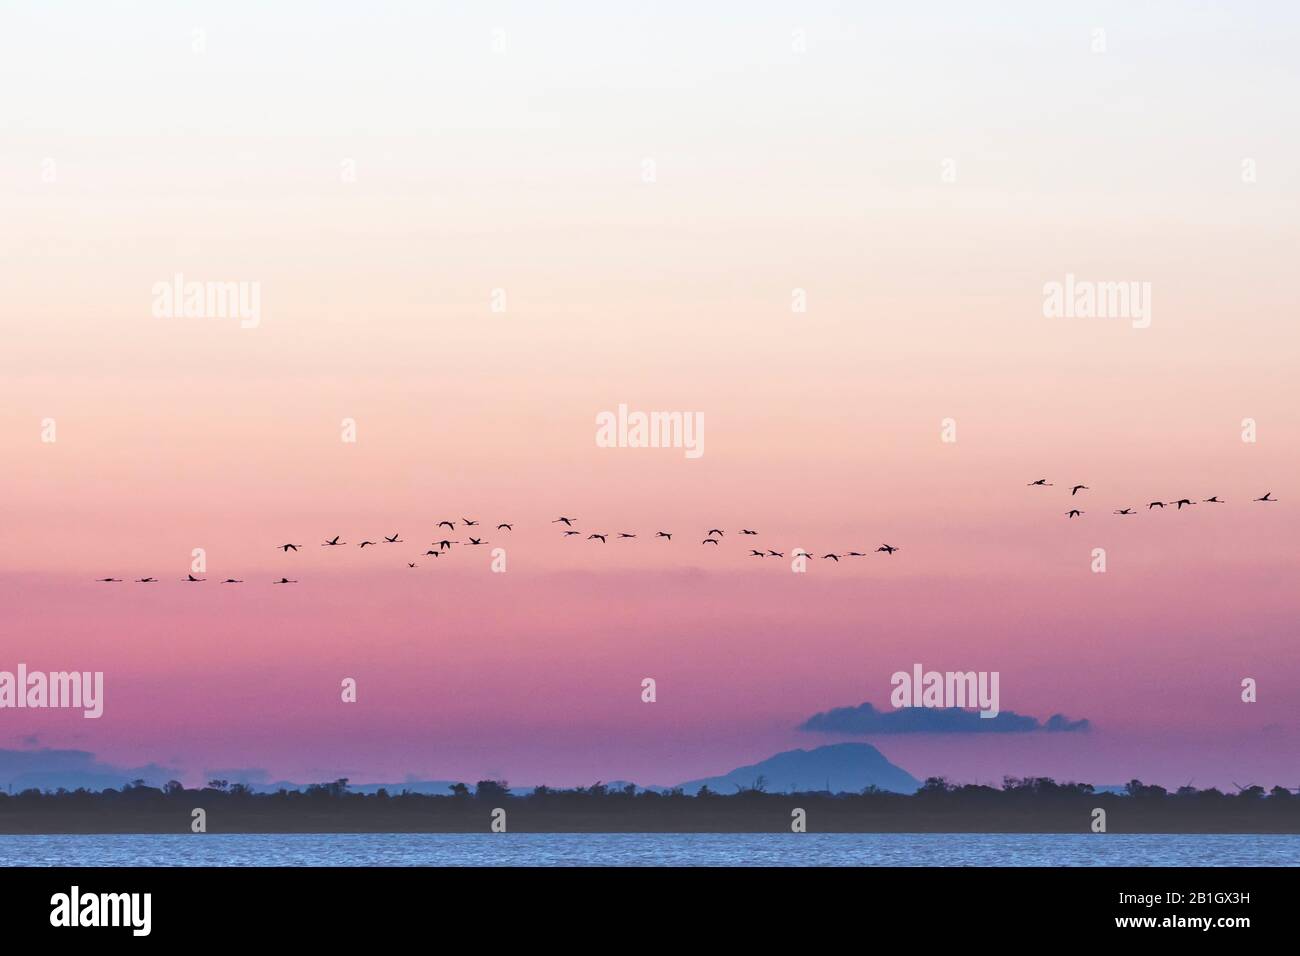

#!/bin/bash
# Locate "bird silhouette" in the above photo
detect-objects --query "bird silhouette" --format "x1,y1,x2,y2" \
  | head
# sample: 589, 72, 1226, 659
462, 519, 479, 527
707, 529, 724, 537
588, 534, 607, 543
877, 545, 898, 554
1255, 492, 1276, 502
562, 530, 580, 536
437, 521, 456, 530
1148, 501, 1165, 510
221, 579, 243, 584
1202, 496, 1224, 503
823, 553, 841, 562
434, 540, 457, 550
553, 517, 576, 526
701, 538, 719, 545
407, 563, 417, 568
322, 536, 345, 546
1114, 508, 1135, 515
96, 577, 122, 582
846, 551, 866, 557
1028, 479, 1052, 486
277, 544, 301, 552
358, 540, 377, 548
273, 577, 297, 584
497, 523, 513, 531
423, 550, 442, 557
656, 531, 672, 540
383, 534, 402, 543
767, 550, 784, 557
466, 537, 486, 546
741, 529, 758, 535
1066, 510, 1083, 519
618, 533, 636, 539
750, 550, 765, 557
183, 574, 205, 582
1173, 498, 1194, 509
135, 577, 157, 583
1071, 485, 1089, 495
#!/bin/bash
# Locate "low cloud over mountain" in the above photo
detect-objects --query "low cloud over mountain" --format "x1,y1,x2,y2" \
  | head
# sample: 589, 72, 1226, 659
799, 702, 1091, 735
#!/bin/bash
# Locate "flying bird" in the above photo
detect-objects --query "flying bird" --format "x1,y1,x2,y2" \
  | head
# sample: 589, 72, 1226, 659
497, 524, 513, 531
846, 551, 866, 557
437, 521, 456, 530
822, 553, 840, 562
423, 550, 442, 557
135, 577, 157, 583
1070, 485, 1089, 495
466, 537, 486, 545
1148, 501, 1165, 510
383, 534, 402, 543
358, 541, 377, 548
434, 540, 457, 550
588, 534, 607, 543
183, 574, 205, 582
322, 536, 345, 546
1066, 510, 1083, 519
553, 517, 576, 526
562, 530, 580, 537
1202, 496, 1224, 503
750, 550, 765, 557
407, 563, 417, 568
277, 544, 301, 552
221, 579, 243, 584
707, 529, 724, 537
96, 577, 122, 582
741, 529, 758, 535
655, 531, 672, 540
767, 550, 784, 557
1255, 492, 1276, 502
1114, 508, 1135, 515
877, 545, 898, 554
618, 533, 636, 539
462, 519, 479, 527
1173, 499, 1194, 509
273, 577, 297, 584
1028, 479, 1052, 486
701, 538, 719, 545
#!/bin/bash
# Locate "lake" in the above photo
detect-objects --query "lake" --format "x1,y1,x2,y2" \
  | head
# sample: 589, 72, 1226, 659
2, 832, 1297, 866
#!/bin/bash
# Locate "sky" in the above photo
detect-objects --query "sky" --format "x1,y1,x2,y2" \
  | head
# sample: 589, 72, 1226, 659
1, 1, 1298, 791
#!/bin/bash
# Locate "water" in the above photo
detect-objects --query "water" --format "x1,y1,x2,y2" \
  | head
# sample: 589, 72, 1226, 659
2, 832, 1296, 866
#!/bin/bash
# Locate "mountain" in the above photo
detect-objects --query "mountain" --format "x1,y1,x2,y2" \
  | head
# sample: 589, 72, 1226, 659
673, 742, 919, 795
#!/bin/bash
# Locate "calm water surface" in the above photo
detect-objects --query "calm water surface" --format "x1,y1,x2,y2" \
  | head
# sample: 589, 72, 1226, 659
2, 833, 1297, 866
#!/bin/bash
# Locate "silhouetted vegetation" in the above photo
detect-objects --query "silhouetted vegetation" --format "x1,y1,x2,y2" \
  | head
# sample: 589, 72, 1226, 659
1, 776, 1296, 833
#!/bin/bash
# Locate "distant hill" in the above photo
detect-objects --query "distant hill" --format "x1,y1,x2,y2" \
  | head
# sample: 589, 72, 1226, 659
673, 742, 919, 795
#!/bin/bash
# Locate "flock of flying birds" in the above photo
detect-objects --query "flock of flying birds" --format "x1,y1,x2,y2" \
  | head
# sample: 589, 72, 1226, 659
1027, 478, 1279, 518
92, 482, 1281, 583
92, 516, 902, 583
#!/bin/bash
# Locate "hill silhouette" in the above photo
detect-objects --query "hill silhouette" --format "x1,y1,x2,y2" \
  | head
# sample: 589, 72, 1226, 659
675, 743, 919, 795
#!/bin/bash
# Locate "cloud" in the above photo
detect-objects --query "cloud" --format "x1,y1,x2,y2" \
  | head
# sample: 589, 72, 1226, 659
799, 702, 1091, 735
0, 747, 180, 792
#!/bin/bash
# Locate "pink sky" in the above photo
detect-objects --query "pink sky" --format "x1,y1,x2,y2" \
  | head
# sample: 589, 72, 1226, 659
2, 2, 1298, 790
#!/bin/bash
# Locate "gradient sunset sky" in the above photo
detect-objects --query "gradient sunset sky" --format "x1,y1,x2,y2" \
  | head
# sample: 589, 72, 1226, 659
2, 1, 1298, 791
